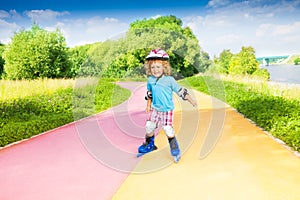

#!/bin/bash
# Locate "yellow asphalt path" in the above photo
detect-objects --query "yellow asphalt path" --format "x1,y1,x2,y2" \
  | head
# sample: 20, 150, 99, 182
113, 89, 300, 200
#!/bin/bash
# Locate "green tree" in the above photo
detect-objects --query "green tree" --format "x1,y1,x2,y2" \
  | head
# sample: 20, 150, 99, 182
81, 15, 209, 78
0, 43, 5, 78
68, 44, 92, 77
3, 24, 71, 80
102, 50, 142, 78
216, 49, 233, 74
79, 40, 119, 77
130, 15, 182, 34
237, 46, 259, 74
228, 55, 243, 75
229, 46, 259, 75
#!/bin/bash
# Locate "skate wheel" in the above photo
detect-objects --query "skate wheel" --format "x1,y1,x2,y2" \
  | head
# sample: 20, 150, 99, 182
173, 154, 181, 163
136, 152, 145, 157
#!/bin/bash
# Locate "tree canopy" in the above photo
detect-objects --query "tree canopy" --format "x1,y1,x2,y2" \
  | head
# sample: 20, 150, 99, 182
3, 24, 71, 80
80, 15, 210, 78
212, 46, 269, 80
2, 16, 210, 80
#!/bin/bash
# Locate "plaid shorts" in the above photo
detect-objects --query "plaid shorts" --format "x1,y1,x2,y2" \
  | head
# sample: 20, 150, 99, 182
148, 109, 174, 126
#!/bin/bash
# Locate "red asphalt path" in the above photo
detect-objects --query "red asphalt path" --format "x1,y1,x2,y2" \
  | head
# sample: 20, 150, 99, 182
0, 82, 147, 200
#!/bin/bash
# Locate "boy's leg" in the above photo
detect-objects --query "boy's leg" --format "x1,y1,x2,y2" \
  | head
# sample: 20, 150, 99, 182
138, 109, 159, 154
162, 110, 181, 162
168, 136, 180, 157
138, 120, 158, 153
163, 125, 181, 156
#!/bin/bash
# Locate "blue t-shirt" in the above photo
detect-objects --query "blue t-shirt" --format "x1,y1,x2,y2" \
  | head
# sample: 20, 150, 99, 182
147, 75, 182, 112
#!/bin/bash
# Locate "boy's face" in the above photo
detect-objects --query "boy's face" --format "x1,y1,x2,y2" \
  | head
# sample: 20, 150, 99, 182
150, 63, 164, 78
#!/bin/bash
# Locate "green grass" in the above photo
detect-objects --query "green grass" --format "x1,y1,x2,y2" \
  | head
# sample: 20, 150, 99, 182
0, 78, 75, 100
0, 77, 131, 147
183, 75, 300, 152
285, 54, 300, 64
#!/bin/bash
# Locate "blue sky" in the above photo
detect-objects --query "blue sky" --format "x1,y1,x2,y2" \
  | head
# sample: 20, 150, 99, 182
1, 0, 300, 57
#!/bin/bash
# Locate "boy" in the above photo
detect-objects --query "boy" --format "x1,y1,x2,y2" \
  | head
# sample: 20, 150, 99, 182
137, 48, 197, 162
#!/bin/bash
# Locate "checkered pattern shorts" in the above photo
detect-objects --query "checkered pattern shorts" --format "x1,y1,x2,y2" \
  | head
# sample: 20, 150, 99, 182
148, 109, 174, 126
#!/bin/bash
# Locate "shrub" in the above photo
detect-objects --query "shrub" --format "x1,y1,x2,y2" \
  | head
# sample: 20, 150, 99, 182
252, 68, 270, 80
3, 24, 71, 80
294, 57, 300, 65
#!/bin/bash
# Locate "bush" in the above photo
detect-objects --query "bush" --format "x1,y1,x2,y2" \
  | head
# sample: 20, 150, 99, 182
0, 89, 73, 146
294, 57, 300, 65
3, 24, 71, 80
252, 68, 270, 80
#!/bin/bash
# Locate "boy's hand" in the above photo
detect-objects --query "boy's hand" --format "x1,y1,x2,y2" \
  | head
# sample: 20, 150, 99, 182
185, 94, 198, 108
190, 99, 198, 108
145, 106, 151, 113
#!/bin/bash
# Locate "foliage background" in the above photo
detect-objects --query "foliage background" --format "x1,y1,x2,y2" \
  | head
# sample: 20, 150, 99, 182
80, 15, 210, 79
0, 15, 298, 153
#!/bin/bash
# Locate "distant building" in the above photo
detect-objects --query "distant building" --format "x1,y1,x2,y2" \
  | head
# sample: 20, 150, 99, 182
262, 58, 269, 66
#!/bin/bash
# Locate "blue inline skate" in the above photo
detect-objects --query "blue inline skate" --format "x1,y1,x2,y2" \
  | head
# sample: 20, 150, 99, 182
169, 137, 181, 163
136, 136, 157, 157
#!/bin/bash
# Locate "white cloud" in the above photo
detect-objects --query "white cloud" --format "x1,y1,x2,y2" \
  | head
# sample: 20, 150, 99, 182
184, 16, 203, 31
215, 34, 243, 45
10, 10, 22, 19
181, 0, 300, 57
52, 16, 129, 47
0, 19, 18, 28
104, 17, 119, 23
0, 10, 10, 18
0, 10, 22, 44
0, 8, 129, 47
0, 9, 21, 19
207, 0, 231, 8
203, 14, 234, 27
151, 15, 161, 19
256, 21, 300, 37
0, 19, 20, 44
25, 9, 69, 24
274, 22, 300, 36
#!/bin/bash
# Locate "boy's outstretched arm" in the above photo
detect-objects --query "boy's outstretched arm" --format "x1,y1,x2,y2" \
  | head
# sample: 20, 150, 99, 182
178, 88, 198, 108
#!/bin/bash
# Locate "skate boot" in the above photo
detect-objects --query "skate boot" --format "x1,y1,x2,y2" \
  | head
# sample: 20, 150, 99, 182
168, 137, 181, 163
136, 136, 157, 157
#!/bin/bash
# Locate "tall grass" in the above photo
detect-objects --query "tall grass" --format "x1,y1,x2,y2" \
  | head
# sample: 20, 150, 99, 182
0, 78, 130, 147
0, 78, 75, 100
220, 75, 300, 100
184, 74, 300, 152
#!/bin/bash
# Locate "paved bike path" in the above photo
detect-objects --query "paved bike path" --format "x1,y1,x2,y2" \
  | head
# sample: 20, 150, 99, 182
112, 82, 300, 200
1, 82, 300, 200
0, 82, 147, 200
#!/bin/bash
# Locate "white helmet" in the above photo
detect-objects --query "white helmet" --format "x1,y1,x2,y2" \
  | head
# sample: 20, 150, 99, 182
146, 48, 169, 60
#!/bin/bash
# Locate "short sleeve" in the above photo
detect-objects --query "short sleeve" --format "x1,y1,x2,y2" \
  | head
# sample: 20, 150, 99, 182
147, 77, 153, 91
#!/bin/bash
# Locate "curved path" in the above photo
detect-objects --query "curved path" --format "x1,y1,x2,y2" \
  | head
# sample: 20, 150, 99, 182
1, 82, 300, 200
